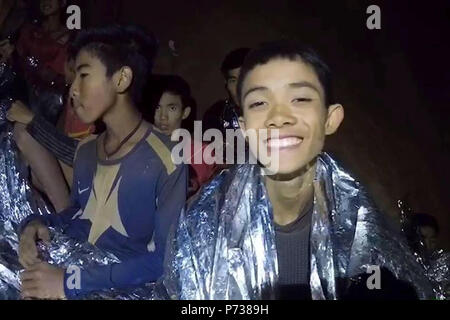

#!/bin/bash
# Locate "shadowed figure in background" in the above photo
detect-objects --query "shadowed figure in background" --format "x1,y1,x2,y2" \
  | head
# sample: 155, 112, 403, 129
142, 74, 216, 197
202, 48, 250, 167
2, 0, 73, 212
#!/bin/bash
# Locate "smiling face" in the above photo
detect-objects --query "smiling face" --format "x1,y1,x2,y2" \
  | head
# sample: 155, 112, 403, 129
239, 57, 344, 176
69, 50, 117, 124
154, 91, 191, 136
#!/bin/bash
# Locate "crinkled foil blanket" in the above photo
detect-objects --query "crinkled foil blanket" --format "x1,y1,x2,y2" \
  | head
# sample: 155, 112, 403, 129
156, 153, 449, 300
0, 63, 155, 299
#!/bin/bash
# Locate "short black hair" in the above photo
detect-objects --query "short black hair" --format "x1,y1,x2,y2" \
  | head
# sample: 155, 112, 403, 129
145, 74, 196, 132
236, 40, 334, 107
71, 24, 158, 106
149, 75, 193, 108
220, 47, 251, 78
412, 213, 440, 235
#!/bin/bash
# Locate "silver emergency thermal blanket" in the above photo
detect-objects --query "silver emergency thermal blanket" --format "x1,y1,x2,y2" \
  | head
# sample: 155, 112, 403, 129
427, 250, 450, 298
0, 123, 155, 300
156, 153, 443, 300
398, 199, 450, 299
0, 62, 155, 300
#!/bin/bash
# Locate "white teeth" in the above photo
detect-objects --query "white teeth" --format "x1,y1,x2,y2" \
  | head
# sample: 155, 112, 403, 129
266, 137, 302, 148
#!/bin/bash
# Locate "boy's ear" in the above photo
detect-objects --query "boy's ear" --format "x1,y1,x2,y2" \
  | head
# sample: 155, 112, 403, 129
114, 67, 133, 93
182, 106, 191, 120
325, 104, 344, 135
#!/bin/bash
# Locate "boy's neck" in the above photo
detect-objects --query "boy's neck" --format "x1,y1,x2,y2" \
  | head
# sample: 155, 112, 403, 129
42, 12, 61, 33
102, 99, 142, 142
265, 160, 316, 226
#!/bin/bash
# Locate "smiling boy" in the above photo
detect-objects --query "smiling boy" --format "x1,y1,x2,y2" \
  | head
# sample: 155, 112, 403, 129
17, 25, 187, 299
157, 40, 433, 300
236, 43, 343, 299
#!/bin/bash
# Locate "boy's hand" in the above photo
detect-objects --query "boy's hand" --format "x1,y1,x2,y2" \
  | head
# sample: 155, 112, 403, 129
20, 262, 66, 300
6, 101, 34, 125
18, 221, 50, 269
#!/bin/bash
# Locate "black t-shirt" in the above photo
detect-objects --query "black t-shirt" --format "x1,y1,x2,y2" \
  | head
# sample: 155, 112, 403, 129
274, 201, 313, 300
272, 198, 419, 300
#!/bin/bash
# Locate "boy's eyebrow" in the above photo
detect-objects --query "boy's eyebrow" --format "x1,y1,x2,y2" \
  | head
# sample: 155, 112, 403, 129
243, 81, 321, 100
160, 103, 179, 108
243, 86, 268, 100
76, 64, 91, 71
288, 81, 321, 94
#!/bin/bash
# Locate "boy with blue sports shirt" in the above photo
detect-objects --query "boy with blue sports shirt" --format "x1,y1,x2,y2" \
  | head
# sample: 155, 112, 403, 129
17, 25, 187, 299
